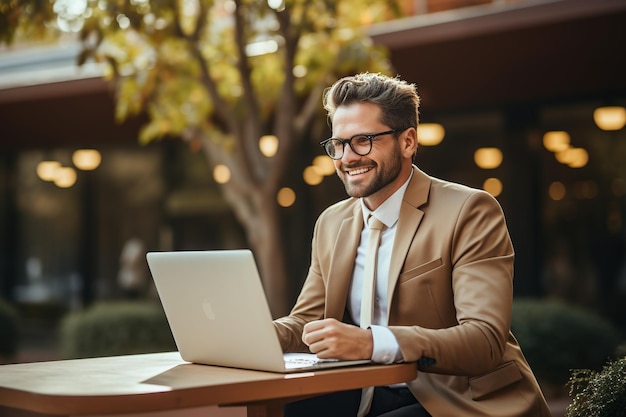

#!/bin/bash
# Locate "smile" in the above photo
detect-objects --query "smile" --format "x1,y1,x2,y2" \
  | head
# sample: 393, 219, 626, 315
346, 167, 372, 176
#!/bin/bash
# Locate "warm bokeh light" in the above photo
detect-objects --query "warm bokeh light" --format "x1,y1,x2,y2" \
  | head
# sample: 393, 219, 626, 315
245, 39, 278, 57
303, 166, 323, 186
566, 148, 589, 168
213, 164, 231, 184
54, 166, 77, 188
474, 147, 503, 169
36, 160, 61, 182
543, 131, 570, 152
72, 149, 102, 170
277, 187, 296, 207
555, 147, 588, 168
267, 0, 285, 11
483, 177, 502, 197
259, 135, 278, 157
417, 123, 445, 146
292, 64, 307, 78
312, 155, 336, 176
593, 106, 626, 131
548, 182, 566, 201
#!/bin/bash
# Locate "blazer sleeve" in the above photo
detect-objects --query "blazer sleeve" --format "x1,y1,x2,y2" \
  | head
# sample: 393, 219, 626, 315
389, 189, 515, 376
273, 216, 328, 353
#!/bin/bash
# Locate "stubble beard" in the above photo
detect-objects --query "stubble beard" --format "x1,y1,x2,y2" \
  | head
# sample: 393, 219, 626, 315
339, 147, 403, 198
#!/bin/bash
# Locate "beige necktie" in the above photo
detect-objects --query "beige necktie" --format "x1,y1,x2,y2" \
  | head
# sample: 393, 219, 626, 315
357, 216, 385, 417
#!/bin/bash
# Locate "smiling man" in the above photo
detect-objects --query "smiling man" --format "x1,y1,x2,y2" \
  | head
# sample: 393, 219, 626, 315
273, 73, 551, 417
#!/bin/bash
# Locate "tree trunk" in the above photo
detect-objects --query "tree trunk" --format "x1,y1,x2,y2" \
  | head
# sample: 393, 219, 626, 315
199, 137, 290, 317
245, 195, 290, 318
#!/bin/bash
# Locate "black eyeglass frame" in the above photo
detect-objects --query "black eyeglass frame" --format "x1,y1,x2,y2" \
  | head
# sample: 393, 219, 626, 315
319, 129, 399, 160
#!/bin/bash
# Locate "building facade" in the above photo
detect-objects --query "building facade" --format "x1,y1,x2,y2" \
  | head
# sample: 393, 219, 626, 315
1, 0, 625, 330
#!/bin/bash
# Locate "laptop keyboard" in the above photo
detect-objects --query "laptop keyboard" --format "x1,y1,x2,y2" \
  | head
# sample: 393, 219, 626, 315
284, 354, 339, 369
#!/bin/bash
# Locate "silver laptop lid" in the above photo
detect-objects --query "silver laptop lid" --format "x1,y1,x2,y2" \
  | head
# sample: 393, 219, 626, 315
147, 250, 287, 372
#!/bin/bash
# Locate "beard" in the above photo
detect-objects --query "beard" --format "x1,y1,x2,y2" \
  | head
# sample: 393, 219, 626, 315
338, 144, 403, 198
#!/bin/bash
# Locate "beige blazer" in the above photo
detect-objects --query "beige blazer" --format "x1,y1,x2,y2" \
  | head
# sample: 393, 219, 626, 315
274, 166, 551, 416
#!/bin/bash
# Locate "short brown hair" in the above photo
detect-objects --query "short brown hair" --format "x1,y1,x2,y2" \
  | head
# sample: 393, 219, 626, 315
323, 73, 420, 131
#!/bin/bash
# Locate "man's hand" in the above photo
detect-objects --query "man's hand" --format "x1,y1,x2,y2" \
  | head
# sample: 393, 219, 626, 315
302, 318, 373, 360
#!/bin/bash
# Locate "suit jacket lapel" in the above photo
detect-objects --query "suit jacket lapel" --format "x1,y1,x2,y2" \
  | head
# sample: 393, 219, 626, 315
387, 167, 431, 313
325, 202, 363, 319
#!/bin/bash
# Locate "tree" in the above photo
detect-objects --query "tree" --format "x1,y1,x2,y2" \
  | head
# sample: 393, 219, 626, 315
0, 0, 398, 316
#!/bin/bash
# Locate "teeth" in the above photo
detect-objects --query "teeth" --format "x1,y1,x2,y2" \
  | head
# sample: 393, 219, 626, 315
347, 167, 371, 176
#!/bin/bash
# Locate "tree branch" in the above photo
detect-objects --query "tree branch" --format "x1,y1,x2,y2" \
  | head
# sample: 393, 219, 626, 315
183, 2, 261, 188
184, 3, 238, 136
232, 0, 265, 183
264, 5, 300, 191
294, 82, 325, 136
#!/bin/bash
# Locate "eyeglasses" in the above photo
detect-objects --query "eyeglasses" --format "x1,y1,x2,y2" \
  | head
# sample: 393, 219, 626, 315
320, 130, 398, 160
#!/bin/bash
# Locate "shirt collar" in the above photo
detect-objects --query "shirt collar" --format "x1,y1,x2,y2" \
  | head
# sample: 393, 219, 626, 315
361, 169, 413, 229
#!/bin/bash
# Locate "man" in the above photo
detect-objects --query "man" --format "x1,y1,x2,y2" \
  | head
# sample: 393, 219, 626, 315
273, 73, 551, 416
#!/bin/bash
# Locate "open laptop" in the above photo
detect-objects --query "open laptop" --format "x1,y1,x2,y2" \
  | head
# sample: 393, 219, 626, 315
146, 249, 371, 373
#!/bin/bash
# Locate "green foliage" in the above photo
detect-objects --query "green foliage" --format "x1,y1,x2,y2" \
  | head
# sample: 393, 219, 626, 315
1, 0, 398, 142
0, 298, 19, 358
0, 0, 56, 45
60, 301, 176, 359
0, 0, 403, 316
511, 299, 623, 386
565, 356, 626, 417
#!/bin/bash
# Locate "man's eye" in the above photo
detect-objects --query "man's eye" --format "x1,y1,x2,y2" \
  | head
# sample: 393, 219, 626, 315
354, 136, 370, 146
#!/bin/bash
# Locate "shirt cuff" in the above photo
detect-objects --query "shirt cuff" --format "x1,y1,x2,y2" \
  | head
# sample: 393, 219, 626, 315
370, 325, 403, 364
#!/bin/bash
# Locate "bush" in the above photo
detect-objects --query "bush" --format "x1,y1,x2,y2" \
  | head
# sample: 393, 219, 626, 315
0, 298, 19, 358
61, 301, 176, 359
565, 356, 626, 417
511, 299, 623, 386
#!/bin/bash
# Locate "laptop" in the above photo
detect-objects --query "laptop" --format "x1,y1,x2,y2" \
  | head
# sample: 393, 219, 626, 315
146, 249, 371, 373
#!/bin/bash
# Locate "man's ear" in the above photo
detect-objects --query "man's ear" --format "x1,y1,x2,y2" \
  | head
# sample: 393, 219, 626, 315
401, 127, 418, 158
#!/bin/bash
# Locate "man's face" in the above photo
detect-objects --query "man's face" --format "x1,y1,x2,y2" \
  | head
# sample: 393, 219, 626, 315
331, 102, 410, 210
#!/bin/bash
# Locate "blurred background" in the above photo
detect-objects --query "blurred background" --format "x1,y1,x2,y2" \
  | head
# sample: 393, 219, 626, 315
0, 0, 625, 413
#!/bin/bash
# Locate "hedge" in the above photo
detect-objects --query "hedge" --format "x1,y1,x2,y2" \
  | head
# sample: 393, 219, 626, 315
511, 298, 623, 386
61, 301, 176, 359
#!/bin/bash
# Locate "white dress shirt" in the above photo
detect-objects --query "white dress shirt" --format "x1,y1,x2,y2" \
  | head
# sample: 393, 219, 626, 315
348, 171, 413, 364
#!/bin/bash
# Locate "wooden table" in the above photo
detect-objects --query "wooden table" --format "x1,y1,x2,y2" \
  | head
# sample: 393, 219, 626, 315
0, 352, 417, 417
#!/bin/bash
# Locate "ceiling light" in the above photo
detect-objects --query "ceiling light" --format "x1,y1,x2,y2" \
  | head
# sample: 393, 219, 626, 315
543, 131, 570, 152
483, 177, 502, 197
259, 135, 278, 157
54, 167, 77, 188
277, 187, 296, 207
312, 155, 335, 176
555, 147, 588, 168
593, 106, 626, 131
213, 164, 231, 184
417, 123, 445, 146
72, 149, 102, 171
36, 161, 61, 182
303, 166, 323, 186
548, 182, 566, 201
474, 147, 503, 169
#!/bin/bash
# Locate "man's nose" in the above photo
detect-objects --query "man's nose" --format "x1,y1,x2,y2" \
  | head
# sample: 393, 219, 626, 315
341, 142, 360, 162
